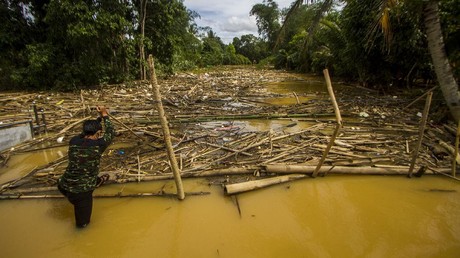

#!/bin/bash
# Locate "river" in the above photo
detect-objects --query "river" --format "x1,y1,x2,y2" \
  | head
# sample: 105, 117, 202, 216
0, 77, 459, 257
0, 172, 459, 257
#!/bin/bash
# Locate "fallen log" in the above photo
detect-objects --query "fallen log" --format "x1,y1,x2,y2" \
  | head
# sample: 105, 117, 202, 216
331, 157, 392, 166
0, 191, 210, 200
117, 167, 259, 183
264, 164, 451, 175
439, 140, 460, 165
224, 174, 306, 195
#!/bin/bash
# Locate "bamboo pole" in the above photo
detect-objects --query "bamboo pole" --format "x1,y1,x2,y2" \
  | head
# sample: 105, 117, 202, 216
148, 55, 185, 200
106, 113, 151, 144
403, 86, 437, 110
265, 164, 451, 175
137, 152, 141, 182
204, 124, 325, 169
107, 113, 138, 135
0, 191, 210, 200
134, 113, 337, 124
312, 69, 342, 177
438, 140, 460, 164
454, 120, 460, 177
429, 167, 460, 181
58, 117, 89, 134
204, 142, 253, 156
408, 92, 432, 177
224, 174, 306, 195
293, 92, 300, 105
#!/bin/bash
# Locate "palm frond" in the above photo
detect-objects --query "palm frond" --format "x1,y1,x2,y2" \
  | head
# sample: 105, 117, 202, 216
301, 0, 334, 50
274, 0, 305, 50
365, 0, 398, 52
275, 0, 334, 53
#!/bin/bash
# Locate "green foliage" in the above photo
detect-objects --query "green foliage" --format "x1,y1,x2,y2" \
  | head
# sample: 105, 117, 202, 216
273, 0, 459, 91
232, 34, 270, 63
144, 0, 200, 74
0, 0, 34, 89
223, 44, 251, 65
256, 56, 275, 69
338, 0, 435, 87
1, 0, 457, 90
0, 0, 202, 90
23, 0, 133, 89
274, 49, 288, 69
200, 34, 225, 66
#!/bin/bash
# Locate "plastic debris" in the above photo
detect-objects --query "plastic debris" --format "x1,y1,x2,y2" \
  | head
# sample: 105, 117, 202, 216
57, 136, 65, 143
359, 112, 369, 118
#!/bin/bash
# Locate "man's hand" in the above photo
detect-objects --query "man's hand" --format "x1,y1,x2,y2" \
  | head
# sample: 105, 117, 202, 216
96, 106, 109, 117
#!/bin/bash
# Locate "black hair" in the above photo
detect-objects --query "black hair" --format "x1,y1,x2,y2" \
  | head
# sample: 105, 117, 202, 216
83, 118, 102, 136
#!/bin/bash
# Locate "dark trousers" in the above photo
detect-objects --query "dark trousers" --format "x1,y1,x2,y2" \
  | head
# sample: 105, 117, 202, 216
58, 185, 94, 228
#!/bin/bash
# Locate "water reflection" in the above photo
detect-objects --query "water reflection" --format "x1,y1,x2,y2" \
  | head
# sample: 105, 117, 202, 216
266, 80, 329, 95
0, 146, 67, 185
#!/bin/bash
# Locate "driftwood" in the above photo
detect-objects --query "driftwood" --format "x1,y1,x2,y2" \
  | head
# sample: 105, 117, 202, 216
0, 67, 457, 199
224, 174, 306, 195
0, 191, 210, 200
439, 140, 460, 165
264, 164, 451, 175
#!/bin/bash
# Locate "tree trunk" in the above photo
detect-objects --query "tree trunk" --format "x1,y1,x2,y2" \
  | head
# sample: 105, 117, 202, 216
139, 0, 148, 80
424, 1, 460, 123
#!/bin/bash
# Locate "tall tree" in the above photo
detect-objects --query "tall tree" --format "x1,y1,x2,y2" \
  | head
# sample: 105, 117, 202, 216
250, 0, 281, 48
0, 0, 36, 89
139, 0, 148, 80
423, 1, 460, 122
44, 0, 132, 88
232, 34, 269, 63
143, 0, 200, 73
200, 29, 225, 66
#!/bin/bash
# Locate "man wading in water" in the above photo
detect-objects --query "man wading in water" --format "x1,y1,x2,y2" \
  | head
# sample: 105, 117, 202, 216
58, 106, 115, 228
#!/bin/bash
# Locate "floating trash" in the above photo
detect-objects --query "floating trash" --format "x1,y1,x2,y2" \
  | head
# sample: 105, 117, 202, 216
359, 112, 369, 118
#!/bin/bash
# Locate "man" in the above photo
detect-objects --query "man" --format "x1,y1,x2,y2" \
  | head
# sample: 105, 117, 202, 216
58, 106, 115, 228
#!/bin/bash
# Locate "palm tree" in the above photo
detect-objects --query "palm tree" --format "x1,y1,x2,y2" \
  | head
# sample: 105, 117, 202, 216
423, 1, 460, 122
281, 0, 460, 122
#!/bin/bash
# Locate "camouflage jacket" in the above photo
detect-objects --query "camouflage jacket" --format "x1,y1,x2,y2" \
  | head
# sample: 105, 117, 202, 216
58, 116, 114, 193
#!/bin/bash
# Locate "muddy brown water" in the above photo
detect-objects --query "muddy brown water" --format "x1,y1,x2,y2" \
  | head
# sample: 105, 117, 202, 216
1, 79, 460, 257
1, 167, 459, 257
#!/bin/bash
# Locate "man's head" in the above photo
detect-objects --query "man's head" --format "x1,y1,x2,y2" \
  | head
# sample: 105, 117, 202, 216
83, 118, 102, 136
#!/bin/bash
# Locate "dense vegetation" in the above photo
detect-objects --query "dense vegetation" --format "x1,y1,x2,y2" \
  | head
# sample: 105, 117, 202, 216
0, 0, 458, 94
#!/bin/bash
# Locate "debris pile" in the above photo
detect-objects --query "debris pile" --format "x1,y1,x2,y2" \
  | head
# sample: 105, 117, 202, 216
0, 67, 458, 198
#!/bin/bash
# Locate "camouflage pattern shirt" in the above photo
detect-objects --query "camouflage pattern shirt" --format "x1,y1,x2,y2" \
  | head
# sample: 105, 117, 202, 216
58, 117, 114, 193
